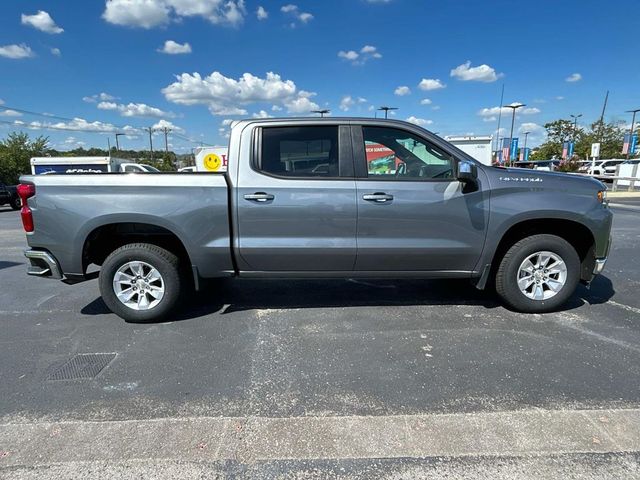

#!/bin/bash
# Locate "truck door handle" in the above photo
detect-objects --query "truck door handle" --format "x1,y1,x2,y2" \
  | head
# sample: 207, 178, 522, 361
363, 193, 393, 203
244, 192, 274, 202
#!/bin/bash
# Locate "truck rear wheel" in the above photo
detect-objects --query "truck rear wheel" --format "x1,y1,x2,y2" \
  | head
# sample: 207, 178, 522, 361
99, 243, 183, 323
495, 234, 580, 313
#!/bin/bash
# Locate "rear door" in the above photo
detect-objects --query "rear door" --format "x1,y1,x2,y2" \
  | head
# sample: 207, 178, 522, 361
352, 124, 489, 272
236, 123, 357, 272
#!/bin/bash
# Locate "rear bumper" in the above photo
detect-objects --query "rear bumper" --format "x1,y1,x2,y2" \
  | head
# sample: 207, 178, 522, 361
24, 249, 63, 280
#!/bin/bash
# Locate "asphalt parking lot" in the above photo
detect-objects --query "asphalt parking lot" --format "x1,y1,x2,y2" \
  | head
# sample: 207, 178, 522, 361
1, 201, 640, 478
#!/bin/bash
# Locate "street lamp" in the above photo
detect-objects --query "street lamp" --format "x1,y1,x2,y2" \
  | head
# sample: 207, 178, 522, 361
378, 106, 398, 119
312, 109, 330, 118
115, 133, 125, 151
569, 114, 582, 144
522, 131, 530, 161
626, 108, 640, 159
504, 103, 525, 166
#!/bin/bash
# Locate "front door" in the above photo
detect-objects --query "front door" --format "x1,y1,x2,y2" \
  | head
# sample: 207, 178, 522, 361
236, 124, 357, 272
353, 125, 488, 272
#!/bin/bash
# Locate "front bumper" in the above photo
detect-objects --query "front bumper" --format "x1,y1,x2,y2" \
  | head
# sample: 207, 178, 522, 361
592, 236, 612, 276
24, 249, 63, 280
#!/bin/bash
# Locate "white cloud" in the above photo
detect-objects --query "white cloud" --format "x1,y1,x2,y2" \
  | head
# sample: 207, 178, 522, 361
420, 98, 432, 105
152, 119, 184, 132
252, 110, 272, 118
519, 122, 544, 133
478, 103, 540, 118
405, 116, 432, 127
271, 105, 283, 111
280, 4, 313, 25
158, 40, 192, 54
256, 6, 268, 19
162, 70, 319, 115
0, 109, 22, 117
0, 44, 34, 59
418, 78, 445, 91
221, 118, 234, 126
21, 10, 64, 34
21, 117, 136, 134
0, 99, 4, 105
337, 45, 381, 65
97, 101, 175, 118
83, 92, 117, 103
394, 86, 411, 96
556, 96, 565, 101
565, 73, 582, 83
50, 47, 61, 56
482, 116, 497, 122
339, 95, 355, 111
431, 105, 440, 111
103, 0, 246, 29
450, 61, 502, 83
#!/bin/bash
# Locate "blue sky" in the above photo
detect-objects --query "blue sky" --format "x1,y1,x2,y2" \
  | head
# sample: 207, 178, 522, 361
0, 0, 639, 153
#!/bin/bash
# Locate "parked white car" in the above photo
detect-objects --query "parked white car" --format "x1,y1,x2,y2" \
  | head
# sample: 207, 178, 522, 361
578, 159, 624, 176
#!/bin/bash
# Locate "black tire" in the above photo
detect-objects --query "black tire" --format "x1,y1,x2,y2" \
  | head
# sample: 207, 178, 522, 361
99, 243, 183, 323
495, 234, 580, 313
9, 196, 21, 210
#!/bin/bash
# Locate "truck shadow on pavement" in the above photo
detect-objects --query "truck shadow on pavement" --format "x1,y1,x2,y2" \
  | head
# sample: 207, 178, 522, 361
81, 275, 615, 322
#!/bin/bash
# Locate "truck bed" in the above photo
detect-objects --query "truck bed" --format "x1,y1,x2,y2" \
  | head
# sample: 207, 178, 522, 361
20, 173, 233, 279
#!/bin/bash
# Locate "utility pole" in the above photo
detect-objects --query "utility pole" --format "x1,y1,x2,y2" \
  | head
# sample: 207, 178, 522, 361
626, 109, 640, 160
504, 103, 525, 167
378, 106, 398, 119
115, 133, 125, 151
145, 127, 155, 162
160, 127, 172, 153
107, 137, 111, 154
311, 109, 330, 117
596, 91, 609, 160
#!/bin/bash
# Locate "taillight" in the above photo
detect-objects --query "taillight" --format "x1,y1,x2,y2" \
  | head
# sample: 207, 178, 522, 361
17, 183, 35, 232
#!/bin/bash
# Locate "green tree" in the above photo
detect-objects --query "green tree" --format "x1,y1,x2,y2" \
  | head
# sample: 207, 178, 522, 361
0, 132, 49, 184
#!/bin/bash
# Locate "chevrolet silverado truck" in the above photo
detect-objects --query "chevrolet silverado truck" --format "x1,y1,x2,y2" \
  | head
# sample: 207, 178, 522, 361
18, 118, 612, 322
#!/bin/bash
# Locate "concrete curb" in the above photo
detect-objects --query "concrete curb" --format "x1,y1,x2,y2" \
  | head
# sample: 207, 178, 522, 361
1, 408, 639, 468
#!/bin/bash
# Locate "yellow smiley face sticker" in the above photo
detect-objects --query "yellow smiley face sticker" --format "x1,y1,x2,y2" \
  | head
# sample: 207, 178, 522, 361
203, 153, 222, 171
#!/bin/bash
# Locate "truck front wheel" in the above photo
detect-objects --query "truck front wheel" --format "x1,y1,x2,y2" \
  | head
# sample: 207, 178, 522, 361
495, 234, 580, 313
99, 243, 183, 323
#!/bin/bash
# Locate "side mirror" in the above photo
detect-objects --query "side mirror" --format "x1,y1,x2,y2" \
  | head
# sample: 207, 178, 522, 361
457, 160, 478, 185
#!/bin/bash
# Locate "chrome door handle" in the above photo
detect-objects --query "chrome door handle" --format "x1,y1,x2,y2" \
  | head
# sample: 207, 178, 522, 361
363, 193, 394, 203
244, 192, 274, 202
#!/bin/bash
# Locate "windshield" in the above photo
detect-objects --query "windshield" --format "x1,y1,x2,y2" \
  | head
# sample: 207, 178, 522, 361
140, 164, 160, 172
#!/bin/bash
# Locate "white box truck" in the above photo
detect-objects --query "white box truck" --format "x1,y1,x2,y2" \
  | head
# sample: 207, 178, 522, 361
444, 136, 493, 166
30, 157, 160, 174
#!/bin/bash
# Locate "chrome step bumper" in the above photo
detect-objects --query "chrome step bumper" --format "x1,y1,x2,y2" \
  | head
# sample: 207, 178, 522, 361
24, 249, 63, 280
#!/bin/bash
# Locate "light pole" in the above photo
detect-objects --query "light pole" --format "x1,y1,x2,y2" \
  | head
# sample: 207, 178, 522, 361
504, 103, 525, 166
570, 113, 582, 149
626, 108, 640, 159
115, 133, 125, 151
523, 131, 530, 161
312, 109, 330, 117
378, 106, 398, 119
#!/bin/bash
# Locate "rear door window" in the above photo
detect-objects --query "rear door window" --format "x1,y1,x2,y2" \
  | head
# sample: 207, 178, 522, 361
259, 126, 340, 178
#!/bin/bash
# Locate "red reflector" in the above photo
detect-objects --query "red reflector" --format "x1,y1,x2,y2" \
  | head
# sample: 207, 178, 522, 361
17, 184, 35, 232
21, 207, 34, 232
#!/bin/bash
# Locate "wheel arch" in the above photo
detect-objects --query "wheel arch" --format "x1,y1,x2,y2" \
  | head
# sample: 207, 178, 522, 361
480, 217, 596, 288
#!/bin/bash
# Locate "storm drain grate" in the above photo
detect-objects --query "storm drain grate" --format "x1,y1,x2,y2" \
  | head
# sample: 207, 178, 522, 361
47, 353, 117, 381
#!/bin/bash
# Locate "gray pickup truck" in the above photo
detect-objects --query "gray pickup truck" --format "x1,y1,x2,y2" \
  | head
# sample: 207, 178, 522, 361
18, 118, 612, 322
